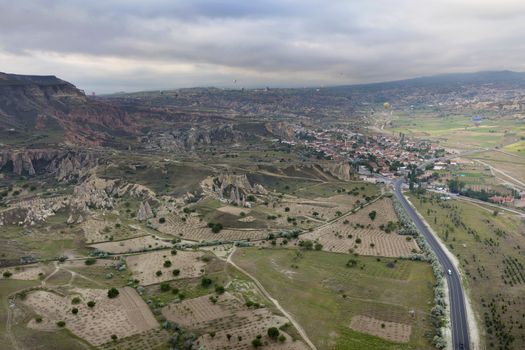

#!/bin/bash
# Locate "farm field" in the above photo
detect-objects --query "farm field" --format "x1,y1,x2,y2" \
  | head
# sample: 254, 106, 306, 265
466, 150, 525, 187
90, 235, 171, 254
23, 287, 158, 346
387, 114, 525, 150
126, 250, 206, 285
157, 213, 270, 242
162, 292, 307, 349
408, 193, 525, 349
302, 197, 419, 257
82, 217, 146, 244
232, 248, 436, 350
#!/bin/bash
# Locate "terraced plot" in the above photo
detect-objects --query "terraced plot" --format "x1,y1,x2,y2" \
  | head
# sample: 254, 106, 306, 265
23, 287, 158, 346
162, 292, 307, 350
302, 198, 419, 257
126, 250, 205, 285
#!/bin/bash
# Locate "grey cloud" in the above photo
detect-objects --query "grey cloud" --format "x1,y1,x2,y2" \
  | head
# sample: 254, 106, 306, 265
1, 0, 525, 93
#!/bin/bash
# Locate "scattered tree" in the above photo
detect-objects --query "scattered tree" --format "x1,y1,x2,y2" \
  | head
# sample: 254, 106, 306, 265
107, 288, 119, 299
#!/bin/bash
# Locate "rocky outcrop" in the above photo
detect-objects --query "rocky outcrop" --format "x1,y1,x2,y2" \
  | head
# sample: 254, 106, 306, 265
320, 161, 353, 181
0, 149, 97, 181
140, 124, 241, 152
137, 201, 154, 221
265, 121, 295, 140
202, 174, 267, 207
70, 176, 116, 211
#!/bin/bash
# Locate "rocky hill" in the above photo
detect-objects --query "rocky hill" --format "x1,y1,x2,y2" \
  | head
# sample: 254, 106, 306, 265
0, 72, 136, 145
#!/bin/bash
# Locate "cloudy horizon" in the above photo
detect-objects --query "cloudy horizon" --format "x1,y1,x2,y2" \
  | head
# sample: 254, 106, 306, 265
1, 0, 525, 93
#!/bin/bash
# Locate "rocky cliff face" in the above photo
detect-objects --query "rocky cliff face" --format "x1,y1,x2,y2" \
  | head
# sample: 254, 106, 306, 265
0, 149, 97, 180
0, 72, 136, 145
319, 161, 354, 181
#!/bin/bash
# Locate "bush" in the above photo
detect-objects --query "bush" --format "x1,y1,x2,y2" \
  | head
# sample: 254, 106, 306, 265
35, 315, 43, 323
3, 271, 12, 278
163, 260, 172, 268
156, 270, 162, 277
111, 334, 118, 341
84, 258, 97, 265
252, 338, 262, 348
160, 283, 171, 292
107, 288, 119, 299
172, 269, 180, 276
267, 327, 280, 339
159, 217, 166, 223
56, 321, 66, 327
71, 297, 81, 304
278, 334, 286, 343
208, 222, 224, 233
201, 277, 212, 288
215, 285, 225, 294
171, 249, 177, 255
71, 308, 79, 315
87, 301, 96, 308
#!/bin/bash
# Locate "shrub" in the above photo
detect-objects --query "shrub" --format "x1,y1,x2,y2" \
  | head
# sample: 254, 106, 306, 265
84, 258, 97, 265
267, 327, 280, 339
201, 277, 212, 288
71, 308, 79, 315
215, 285, 225, 294
159, 217, 166, 223
163, 260, 172, 268
35, 315, 43, 323
71, 297, 81, 304
368, 210, 377, 220
252, 338, 262, 348
3, 271, 12, 278
56, 321, 66, 327
160, 283, 171, 292
87, 301, 96, 308
172, 269, 180, 276
107, 288, 119, 299
208, 222, 223, 233
156, 270, 162, 277
278, 334, 286, 343
111, 334, 118, 341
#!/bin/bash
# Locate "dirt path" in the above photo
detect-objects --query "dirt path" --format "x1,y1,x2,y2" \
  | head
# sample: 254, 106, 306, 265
227, 247, 317, 350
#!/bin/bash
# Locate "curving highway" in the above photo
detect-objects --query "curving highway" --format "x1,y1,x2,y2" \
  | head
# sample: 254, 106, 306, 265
393, 179, 470, 350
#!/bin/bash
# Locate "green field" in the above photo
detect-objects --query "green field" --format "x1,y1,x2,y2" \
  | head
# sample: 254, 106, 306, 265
408, 194, 525, 349
387, 114, 525, 150
232, 248, 436, 350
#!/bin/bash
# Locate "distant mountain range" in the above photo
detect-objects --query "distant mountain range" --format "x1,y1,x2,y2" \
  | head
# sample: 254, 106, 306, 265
1, 70, 524, 147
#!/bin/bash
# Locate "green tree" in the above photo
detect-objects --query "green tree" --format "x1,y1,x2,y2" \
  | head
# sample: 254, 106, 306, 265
107, 288, 119, 299
267, 327, 280, 339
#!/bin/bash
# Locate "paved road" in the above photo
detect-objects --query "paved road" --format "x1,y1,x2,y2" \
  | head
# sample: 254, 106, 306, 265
393, 179, 470, 350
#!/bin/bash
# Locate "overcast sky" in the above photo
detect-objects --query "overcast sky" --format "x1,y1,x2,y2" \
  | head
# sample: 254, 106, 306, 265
1, 0, 525, 93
